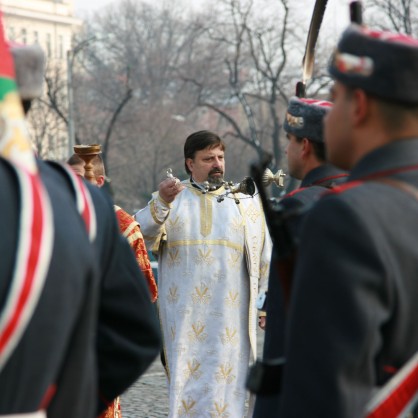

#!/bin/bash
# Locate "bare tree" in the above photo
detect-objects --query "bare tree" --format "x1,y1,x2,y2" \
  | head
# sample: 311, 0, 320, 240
28, 62, 68, 159
364, 0, 418, 35
77, 0, 201, 209
28, 0, 418, 208
177, 0, 302, 182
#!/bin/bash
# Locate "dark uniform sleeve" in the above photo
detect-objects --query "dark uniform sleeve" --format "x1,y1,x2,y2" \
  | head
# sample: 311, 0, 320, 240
279, 196, 390, 418
88, 187, 162, 413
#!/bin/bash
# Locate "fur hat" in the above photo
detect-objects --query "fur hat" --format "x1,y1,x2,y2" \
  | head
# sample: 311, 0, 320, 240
329, 24, 418, 105
10, 43, 45, 100
283, 97, 332, 143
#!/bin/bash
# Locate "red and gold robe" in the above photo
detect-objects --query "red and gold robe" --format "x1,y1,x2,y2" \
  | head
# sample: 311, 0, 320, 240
114, 205, 158, 302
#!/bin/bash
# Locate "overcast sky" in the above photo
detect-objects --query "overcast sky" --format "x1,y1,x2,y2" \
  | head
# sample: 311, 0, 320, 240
73, 0, 200, 15
72, 0, 350, 35
73, 0, 115, 14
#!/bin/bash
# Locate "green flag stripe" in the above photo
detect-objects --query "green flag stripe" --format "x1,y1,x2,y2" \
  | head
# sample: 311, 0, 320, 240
0, 77, 17, 101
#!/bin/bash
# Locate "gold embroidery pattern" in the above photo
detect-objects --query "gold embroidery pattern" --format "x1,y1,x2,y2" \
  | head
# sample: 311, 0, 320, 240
167, 248, 181, 267
260, 261, 269, 279
220, 327, 238, 346
195, 248, 215, 265
245, 203, 261, 223
210, 402, 230, 418
224, 291, 240, 308
230, 216, 244, 232
250, 235, 260, 272
178, 397, 198, 417
167, 286, 179, 304
215, 362, 235, 384
167, 215, 184, 233
191, 283, 211, 305
227, 250, 242, 270
188, 321, 208, 343
183, 359, 202, 380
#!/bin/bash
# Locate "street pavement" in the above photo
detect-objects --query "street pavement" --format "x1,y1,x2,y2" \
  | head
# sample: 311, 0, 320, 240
121, 331, 265, 417
121, 356, 169, 418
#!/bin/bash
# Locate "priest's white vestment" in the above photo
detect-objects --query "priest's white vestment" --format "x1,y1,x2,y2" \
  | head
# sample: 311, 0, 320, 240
136, 181, 272, 418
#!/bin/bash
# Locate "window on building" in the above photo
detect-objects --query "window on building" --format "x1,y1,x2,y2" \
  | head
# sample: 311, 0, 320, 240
33, 31, 39, 44
46, 33, 51, 58
8, 27, 15, 41
58, 35, 64, 59
21, 28, 27, 44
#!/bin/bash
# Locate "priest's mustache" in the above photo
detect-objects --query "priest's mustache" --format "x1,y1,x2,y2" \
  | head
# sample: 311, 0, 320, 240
209, 169, 223, 176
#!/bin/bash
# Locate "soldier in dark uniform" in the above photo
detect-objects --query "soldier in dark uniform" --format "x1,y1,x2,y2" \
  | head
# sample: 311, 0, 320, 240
39, 161, 162, 416
0, 34, 161, 418
0, 157, 98, 418
279, 98, 347, 214
253, 98, 347, 417
279, 24, 418, 417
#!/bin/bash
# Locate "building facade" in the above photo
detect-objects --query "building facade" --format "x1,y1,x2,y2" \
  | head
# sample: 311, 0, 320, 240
2, 0, 82, 159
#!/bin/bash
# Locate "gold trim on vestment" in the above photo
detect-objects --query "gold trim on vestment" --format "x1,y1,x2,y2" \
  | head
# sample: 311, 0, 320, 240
156, 298, 171, 382
158, 194, 172, 208
166, 239, 244, 252
123, 220, 138, 238
151, 199, 164, 225
127, 230, 142, 244
184, 180, 227, 238
200, 193, 213, 237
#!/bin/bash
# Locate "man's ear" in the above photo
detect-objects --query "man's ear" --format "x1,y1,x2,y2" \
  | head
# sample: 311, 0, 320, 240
352, 89, 369, 127
301, 138, 312, 158
96, 175, 106, 187
185, 158, 193, 173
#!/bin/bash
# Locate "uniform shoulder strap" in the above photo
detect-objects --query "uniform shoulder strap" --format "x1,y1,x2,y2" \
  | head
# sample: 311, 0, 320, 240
364, 177, 418, 416
46, 161, 97, 242
0, 165, 54, 372
365, 351, 418, 418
